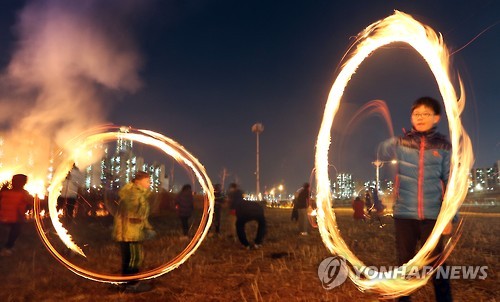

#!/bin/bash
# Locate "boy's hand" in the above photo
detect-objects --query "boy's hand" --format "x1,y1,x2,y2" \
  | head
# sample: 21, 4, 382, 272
443, 222, 452, 235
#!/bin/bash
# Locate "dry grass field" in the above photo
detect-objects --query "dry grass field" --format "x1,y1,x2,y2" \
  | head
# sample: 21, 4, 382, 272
0, 206, 498, 302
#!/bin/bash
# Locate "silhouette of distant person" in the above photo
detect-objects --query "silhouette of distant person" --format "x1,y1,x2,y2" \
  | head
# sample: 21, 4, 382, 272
175, 184, 194, 239
372, 188, 386, 213
366, 188, 386, 228
293, 183, 310, 236
227, 183, 266, 249
364, 190, 373, 213
212, 184, 225, 236
291, 205, 298, 222
226, 184, 238, 240
57, 164, 84, 221
0, 174, 33, 256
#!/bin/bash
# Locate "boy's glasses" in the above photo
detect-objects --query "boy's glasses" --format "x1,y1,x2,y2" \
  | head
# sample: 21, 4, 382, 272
412, 113, 433, 118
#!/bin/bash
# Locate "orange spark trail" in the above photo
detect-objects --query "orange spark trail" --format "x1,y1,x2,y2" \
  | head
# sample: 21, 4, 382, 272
34, 126, 214, 283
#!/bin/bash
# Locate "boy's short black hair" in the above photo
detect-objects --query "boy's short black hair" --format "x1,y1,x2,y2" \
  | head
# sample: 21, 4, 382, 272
133, 171, 150, 182
411, 96, 441, 115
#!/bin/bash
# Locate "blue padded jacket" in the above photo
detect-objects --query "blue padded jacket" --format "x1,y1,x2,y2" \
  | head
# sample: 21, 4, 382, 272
390, 127, 451, 220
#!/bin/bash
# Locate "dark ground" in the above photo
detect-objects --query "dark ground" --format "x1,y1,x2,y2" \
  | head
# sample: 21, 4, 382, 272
0, 207, 498, 302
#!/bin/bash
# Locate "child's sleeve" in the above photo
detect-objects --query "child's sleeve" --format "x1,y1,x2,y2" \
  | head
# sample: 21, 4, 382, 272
378, 137, 397, 160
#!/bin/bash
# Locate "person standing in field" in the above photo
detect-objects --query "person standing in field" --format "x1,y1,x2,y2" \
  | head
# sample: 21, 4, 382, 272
175, 184, 194, 240
212, 184, 225, 236
372, 187, 385, 213
371, 188, 386, 228
382, 96, 454, 302
0, 174, 33, 256
293, 183, 310, 236
57, 164, 84, 221
112, 171, 154, 293
364, 190, 373, 214
226, 184, 238, 240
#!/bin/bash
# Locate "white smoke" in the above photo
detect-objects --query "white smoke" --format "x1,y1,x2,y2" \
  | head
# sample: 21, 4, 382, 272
0, 0, 144, 187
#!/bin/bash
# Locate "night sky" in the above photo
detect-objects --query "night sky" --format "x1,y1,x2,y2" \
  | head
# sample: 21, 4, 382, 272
0, 0, 498, 194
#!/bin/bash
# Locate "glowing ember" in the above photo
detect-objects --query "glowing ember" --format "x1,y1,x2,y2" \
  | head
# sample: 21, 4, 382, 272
34, 126, 215, 283
314, 11, 473, 297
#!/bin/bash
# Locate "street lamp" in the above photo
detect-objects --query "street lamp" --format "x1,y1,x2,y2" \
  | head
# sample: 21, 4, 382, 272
252, 123, 264, 199
371, 159, 397, 191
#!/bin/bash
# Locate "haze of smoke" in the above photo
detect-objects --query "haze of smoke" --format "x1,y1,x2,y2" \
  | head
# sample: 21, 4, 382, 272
0, 0, 143, 184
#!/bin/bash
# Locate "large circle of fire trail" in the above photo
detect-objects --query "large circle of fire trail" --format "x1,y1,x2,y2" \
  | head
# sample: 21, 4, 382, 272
34, 126, 215, 283
314, 11, 473, 298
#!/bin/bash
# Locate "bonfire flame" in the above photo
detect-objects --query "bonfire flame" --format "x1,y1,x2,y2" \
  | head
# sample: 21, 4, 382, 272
315, 11, 473, 297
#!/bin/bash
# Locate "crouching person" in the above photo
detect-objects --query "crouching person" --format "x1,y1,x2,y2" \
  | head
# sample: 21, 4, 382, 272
227, 183, 266, 250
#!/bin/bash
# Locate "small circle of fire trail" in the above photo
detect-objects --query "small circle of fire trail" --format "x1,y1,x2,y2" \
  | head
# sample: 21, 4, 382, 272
33, 126, 215, 283
314, 11, 473, 297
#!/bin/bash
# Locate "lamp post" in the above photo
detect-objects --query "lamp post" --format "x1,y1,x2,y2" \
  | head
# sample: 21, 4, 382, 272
252, 123, 264, 199
371, 159, 397, 191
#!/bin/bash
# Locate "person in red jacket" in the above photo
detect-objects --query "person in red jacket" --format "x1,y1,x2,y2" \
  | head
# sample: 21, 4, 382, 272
352, 196, 365, 221
0, 174, 33, 256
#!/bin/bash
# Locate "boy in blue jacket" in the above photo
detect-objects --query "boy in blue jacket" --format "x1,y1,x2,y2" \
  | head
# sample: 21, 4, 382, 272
386, 97, 453, 302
